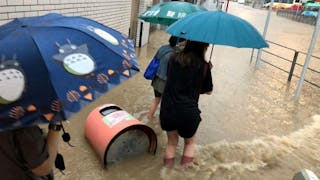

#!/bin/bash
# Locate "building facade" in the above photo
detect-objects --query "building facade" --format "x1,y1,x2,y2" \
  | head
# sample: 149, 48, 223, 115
0, 0, 155, 47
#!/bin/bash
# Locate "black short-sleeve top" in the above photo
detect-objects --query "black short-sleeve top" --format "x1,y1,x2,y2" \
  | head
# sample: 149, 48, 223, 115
161, 56, 213, 112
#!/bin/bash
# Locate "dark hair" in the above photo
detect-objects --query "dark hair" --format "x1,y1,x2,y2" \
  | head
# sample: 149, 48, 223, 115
176, 40, 209, 67
168, 36, 186, 47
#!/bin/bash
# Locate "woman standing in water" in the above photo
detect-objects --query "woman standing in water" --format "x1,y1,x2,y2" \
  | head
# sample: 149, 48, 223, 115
160, 40, 213, 168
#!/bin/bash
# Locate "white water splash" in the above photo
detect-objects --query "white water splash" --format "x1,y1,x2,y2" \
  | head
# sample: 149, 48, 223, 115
160, 115, 320, 180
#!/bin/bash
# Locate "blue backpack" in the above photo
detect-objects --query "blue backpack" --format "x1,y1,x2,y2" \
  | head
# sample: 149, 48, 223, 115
144, 49, 173, 80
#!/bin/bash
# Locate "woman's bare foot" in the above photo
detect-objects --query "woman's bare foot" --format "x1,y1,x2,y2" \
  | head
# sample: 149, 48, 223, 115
180, 156, 198, 167
164, 157, 175, 168
147, 114, 153, 120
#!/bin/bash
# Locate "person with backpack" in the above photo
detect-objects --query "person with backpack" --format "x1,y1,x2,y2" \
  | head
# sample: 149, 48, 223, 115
147, 36, 185, 120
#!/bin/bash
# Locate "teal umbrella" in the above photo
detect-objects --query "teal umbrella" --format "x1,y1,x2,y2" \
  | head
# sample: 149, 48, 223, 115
138, 1, 207, 26
166, 11, 268, 49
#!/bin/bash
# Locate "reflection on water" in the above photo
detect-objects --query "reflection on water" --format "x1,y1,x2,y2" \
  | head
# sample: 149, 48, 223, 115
56, 2, 320, 180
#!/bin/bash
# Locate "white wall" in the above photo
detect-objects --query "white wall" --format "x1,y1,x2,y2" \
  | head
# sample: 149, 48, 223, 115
0, 0, 132, 35
136, 0, 152, 47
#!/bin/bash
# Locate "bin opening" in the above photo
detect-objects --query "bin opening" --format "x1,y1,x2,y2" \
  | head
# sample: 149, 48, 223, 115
104, 125, 157, 166
85, 104, 157, 167
100, 106, 122, 116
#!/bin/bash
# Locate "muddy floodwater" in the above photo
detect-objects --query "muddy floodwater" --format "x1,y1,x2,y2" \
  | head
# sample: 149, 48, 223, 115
56, 1, 320, 180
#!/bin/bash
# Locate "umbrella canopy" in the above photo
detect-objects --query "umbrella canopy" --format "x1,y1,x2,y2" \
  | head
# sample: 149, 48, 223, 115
0, 13, 139, 131
138, 1, 208, 25
166, 10, 269, 49
304, 2, 320, 9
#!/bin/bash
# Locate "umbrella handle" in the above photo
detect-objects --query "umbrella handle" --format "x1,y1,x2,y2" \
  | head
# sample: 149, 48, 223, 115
59, 120, 75, 147
209, 45, 214, 64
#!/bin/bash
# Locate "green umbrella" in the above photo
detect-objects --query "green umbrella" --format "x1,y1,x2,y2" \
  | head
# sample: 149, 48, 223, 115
138, 1, 208, 26
304, 2, 320, 9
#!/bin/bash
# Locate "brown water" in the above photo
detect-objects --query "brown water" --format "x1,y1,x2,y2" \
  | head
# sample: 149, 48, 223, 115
56, 2, 320, 180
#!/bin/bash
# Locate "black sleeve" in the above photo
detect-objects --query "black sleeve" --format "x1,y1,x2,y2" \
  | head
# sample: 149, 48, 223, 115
200, 63, 213, 94
15, 126, 49, 169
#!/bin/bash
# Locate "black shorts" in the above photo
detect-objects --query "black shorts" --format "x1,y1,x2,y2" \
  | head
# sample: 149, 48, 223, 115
160, 108, 201, 138
154, 89, 162, 97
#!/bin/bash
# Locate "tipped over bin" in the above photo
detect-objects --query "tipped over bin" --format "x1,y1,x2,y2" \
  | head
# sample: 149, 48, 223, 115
85, 104, 157, 166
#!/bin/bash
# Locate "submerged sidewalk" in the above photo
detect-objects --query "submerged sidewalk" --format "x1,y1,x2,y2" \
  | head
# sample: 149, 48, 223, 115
55, 2, 320, 179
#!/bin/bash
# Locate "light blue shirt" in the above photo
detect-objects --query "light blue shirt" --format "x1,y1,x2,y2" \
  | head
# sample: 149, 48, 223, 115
155, 45, 174, 80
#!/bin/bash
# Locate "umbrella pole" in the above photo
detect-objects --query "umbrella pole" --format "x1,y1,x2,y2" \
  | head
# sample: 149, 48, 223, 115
209, 44, 214, 61
250, 48, 254, 64
255, 0, 273, 68
294, 8, 320, 100
225, 0, 230, 12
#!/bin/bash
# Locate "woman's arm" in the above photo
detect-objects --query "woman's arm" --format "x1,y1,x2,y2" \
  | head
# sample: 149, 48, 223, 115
31, 128, 60, 176
200, 62, 213, 94
206, 91, 212, 95
32, 101, 63, 176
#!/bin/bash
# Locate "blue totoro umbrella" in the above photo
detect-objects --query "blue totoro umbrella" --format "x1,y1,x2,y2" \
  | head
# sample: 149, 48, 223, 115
166, 10, 268, 49
0, 13, 139, 131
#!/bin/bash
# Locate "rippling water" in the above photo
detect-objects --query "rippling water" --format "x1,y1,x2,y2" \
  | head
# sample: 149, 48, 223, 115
160, 115, 320, 179
56, 2, 320, 180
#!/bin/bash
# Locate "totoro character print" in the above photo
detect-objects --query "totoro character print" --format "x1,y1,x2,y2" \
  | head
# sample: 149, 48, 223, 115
0, 56, 25, 105
53, 40, 96, 76
86, 25, 119, 46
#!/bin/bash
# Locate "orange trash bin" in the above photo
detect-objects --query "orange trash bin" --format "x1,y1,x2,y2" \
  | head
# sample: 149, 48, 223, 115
85, 104, 157, 166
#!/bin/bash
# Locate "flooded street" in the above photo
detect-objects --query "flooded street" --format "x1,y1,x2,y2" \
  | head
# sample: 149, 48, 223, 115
56, 2, 320, 180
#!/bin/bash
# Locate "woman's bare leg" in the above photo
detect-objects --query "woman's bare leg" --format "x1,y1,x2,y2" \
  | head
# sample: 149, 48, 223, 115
147, 97, 161, 119
165, 130, 179, 158
181, 136, 196, 166
164, 130, 179, 167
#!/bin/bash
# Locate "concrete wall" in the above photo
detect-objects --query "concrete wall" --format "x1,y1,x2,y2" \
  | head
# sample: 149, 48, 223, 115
135, 0, 152, 47
0, 0, 132, 35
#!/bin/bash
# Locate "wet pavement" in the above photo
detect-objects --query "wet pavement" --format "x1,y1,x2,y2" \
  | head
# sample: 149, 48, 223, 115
56, 1, 320, 180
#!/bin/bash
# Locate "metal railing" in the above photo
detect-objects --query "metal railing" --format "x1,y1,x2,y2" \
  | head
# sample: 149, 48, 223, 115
277, 9, 317, 25
252, 40, 320, 88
